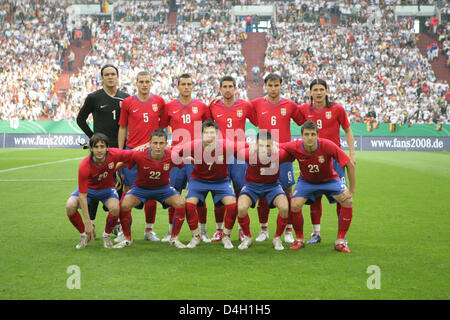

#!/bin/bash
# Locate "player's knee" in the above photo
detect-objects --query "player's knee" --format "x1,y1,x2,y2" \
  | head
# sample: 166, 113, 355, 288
291, 198, 304, 212
109, 205, 120, 216
173, 198, 185, 209
279, 205, 289, 218
237, 203, 248, 216
65, 199, 77, 214
341, 197, 353, 208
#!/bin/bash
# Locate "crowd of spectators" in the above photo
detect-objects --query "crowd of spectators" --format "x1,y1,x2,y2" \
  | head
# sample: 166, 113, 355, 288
0, 0, 72, 121
0, 0, 448, 125
60, 18, 248, 121
264, 1, 449, 124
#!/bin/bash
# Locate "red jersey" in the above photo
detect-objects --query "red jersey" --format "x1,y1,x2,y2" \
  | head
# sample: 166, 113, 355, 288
118, 94, 166, 148
160, 98, 211, 147
250, 97, 305, 143
298, 103, 350, 147
78, 148, 133, 193
128, 148, 183, 189
209, 98, 257, 141
173, 139, 245, 181
237, 148, 292, 184
280, 138, 350, 183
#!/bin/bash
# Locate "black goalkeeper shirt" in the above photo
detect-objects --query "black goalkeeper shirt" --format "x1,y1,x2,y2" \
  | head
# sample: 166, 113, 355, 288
76, 88, 129, 148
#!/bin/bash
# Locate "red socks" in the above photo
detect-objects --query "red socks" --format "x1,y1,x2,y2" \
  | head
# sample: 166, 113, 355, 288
185, 202, 199, 231
290, 210, 304, 240
224, 203, 238, 231
338, 206, 353, 240
275, 214, 289, 238
237, 214, 251, 237
67, 211, 85, 234
144, 200, 157, 225
197, 203, 207, 224
168, 206, 175, 225
119, 207, 132, 240
257, 197, 270, 224
105, 213, 119, 234
310, 195, 323, 225
214, 205, 225, 224
171, 206, 186, 238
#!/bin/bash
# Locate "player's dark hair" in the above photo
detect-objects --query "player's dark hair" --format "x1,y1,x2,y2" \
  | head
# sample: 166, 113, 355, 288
257, 130, 272, 141
177, 73, 192, 83
301, 120, 319, 134
309, 78, 332, 108
150, 128, 168, 141
264, 73, 282, 84
100, 64, 118, 77
201, 119, 219, 133
219, 76, 236, 87
89, 133, 110, 149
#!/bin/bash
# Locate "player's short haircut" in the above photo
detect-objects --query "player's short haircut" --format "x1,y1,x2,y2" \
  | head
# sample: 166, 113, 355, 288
301, 120, 319, 133
177, 73, 192, 83
264, 73, 282, 84
89, 133, 110, 148
309, 78, 332, 108
150, 128, 168, 141
136, 71, 151, 80
100, 64, 118, 77
201, 119, 219, 133
257, 130, 272, 141
219, 76, 236, 87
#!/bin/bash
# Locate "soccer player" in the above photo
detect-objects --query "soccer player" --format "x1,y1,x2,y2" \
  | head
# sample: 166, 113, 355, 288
65, 133, 134, 249
76, 64, 129, 236
114, 129, 188, 249
250, 73, 306, 243
209, 75, 257, 242
298, 79, 356, 245
172, 119, 246, 249
280, 120, 355, 253
117, 71, 166, 242
159, 73, 211, 243
236, 130, 292, 250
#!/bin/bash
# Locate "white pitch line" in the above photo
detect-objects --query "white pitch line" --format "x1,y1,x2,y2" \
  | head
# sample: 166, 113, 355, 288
0, 157, 83, 173
0, 178, 76, 182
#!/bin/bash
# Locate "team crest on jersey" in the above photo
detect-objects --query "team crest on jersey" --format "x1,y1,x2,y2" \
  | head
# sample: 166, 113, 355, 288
163, 163, 170, 171
325, 111, 332, 119
318, 156, 325, 164
152, 104, 158, 112
236, 110, 243, 118
281, 108, 287, 116
217, 155, 224, 163
192, 107, 198, 114
108, 162, 114, 169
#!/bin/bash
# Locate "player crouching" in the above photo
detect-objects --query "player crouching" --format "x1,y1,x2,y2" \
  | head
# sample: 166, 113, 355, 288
236, 131, 293, 250
66, 133, 134, 249
114, 129, 188, 249
281, 121, 356, 252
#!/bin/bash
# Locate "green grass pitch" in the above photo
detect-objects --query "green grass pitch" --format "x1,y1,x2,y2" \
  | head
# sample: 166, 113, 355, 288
0, 148, 449, 300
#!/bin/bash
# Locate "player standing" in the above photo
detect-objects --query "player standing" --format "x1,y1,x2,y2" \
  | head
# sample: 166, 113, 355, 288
250, 73, 305, 243
114, 129, 187, 249
209, 76, 257, 242
76, 64, 129, 237
280, 121, 355, 252
117, 71, 166, 242
298, 79, 355, 245
65, 133, 134, 249
159, 73, 211, 243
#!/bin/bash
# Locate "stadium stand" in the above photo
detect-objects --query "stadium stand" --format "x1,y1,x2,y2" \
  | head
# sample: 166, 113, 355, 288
0, 0, 448, 125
